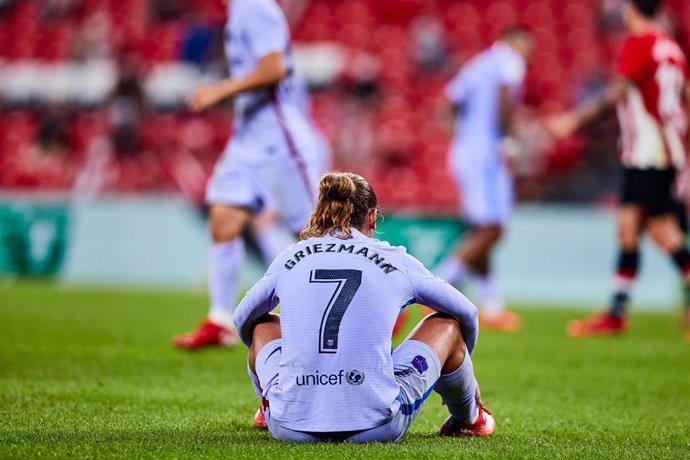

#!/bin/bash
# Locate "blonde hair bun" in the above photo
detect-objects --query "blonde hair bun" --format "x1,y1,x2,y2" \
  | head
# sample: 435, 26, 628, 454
320, 173, 356, 202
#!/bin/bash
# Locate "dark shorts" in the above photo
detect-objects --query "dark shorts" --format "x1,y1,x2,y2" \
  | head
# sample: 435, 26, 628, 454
621, 168, 677, 217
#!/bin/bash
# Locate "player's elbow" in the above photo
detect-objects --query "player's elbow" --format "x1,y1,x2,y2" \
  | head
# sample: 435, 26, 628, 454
268, 61, 288, 82
260, 53, 288, 85
468, 303, 479, 325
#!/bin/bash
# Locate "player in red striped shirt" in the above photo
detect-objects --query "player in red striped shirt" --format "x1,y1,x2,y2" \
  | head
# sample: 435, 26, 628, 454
549, 0, 690, 339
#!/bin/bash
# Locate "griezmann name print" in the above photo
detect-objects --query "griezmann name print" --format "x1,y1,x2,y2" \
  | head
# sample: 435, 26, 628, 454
284, 243, 398, 274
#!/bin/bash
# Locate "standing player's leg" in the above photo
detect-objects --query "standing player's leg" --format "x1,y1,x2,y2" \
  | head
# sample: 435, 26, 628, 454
672, 199, 690, 339
174, 204, 251, 349
250, 211, 295, 266
567, 205, 643, 337
173, 149, 265, 350
436, 160, 520, 332
646, 214, 690, 338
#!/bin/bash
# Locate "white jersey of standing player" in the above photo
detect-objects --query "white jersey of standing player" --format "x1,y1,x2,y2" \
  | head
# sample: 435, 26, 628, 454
445, 42, 526, 225
233, 229, 479, 433
207, 0, 320, 231
446, 42, 526, 158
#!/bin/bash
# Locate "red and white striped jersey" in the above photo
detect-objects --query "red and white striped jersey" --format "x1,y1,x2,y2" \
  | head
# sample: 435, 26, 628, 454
616, 31, 688, 170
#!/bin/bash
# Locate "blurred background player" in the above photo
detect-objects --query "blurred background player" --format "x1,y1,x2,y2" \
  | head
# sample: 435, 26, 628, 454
434, 26, 535, 333
549, 0, 690, 338
173, 0, 321, 349
249, 74, 333, 267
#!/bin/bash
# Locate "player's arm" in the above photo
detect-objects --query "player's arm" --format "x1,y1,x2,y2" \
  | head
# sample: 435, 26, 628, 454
187, 53, 287, 112
442, 70, 466, 130
404, 256, 479, 354
233, 268, 280, 347
188, 3, 289, 113
498, 84, 514, 136
547, 78, 628, 138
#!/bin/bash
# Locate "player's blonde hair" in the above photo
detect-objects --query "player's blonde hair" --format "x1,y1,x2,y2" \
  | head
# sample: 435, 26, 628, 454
300, 172, 378, 240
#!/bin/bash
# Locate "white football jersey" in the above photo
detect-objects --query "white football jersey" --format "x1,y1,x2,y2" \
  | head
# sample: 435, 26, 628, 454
234, 228, 479, 432
446, 42, 526, 159
225, 0, 303, 131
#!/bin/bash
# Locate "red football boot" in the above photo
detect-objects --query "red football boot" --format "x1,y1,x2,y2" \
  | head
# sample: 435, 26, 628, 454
253, 407, 268, 430
173, 319, 238, 349
439, 389, 495, 437
479, 310, 522, 332
567, 312, 627, 338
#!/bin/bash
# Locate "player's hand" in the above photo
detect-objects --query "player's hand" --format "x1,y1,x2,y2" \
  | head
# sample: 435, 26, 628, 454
545, 113, 579, 139
187, 83, 230, 112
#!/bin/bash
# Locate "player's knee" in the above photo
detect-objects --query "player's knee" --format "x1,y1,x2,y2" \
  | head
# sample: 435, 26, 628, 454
426, 312, 465, 348
209, 208, 245, 242
482, 226, 503, 246
252, 314, 282, 348
648, 219, 683, 253
425, 313, 467, 373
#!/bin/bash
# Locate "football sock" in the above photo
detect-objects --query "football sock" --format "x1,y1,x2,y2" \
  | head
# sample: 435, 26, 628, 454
434, 353, 478, 424
435, 256, 468, 286
475, 274, 503, 314
208, 239, 245, 329
254, 221, 293, 266
609, 250, 638, 318
671, 248, 690, 309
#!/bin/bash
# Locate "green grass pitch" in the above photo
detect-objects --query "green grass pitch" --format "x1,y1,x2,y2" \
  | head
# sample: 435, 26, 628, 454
1, 282, 689, 459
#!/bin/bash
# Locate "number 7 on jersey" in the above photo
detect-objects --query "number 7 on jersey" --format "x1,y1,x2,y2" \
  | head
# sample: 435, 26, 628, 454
309, 269, 362, 354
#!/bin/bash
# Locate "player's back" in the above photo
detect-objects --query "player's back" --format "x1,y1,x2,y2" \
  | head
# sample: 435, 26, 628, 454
616, 31, 688, 169
446, 43, 526, 159
268, 230, 418, 432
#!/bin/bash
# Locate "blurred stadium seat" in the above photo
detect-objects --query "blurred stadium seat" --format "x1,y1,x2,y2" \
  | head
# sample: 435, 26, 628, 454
0, 0, 688, 211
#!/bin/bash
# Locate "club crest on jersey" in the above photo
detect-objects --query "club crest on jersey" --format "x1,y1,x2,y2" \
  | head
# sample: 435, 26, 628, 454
346, 370, 365, 386
411, 355, 429, 374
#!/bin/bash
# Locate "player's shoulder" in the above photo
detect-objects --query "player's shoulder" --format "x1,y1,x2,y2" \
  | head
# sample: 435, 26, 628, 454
367, 236, 431, 272
650, 33, 687, 63
367, 234, 408, 255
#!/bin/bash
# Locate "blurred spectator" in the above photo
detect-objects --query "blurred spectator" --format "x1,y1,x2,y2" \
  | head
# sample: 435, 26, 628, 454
598, 0, 625, 34
343, 52, 381, 100
180, 8, 220, 69
0, 0, 13, 15
36, 104, 71, 155
409, 15, 448, 73
72, 10, 113, 61
151, 0, 184, 21
106, 53, 147, 157
42, 0, 78, 20
12, 105, 73, 188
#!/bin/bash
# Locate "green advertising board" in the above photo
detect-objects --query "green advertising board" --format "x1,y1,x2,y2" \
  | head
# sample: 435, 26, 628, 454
375, 214, 467, 268
0, 202, 69, 277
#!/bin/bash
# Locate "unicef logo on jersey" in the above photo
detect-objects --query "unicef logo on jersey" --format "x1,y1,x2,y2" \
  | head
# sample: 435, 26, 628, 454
346, 370, 366, 386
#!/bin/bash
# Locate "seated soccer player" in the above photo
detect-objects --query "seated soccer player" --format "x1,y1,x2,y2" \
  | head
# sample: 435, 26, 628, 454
233, 172, 494, 442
